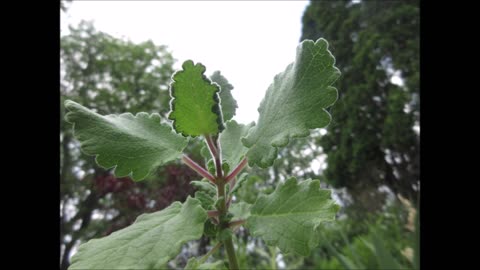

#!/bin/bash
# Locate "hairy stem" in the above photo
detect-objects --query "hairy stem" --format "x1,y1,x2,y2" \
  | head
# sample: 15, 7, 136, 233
209, 135, 223, 179
207, 210, 219, 217
217, 177, 239, 269
199, 242, 223, 264
228, 219, 246, 229
205, 134, 239, 269
205, 135, 218, 158
269, 246, 277, 270
181, 155, 215, 183
224, 238, 239, 270
225, 158, 248, 182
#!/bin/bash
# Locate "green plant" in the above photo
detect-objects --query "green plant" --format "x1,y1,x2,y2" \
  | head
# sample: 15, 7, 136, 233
64, 38, 341, 269
315, 202, 419, 270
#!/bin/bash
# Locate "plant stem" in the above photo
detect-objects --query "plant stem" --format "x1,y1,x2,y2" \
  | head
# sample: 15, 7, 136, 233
228, 219, 246, 229
224, 238, 239, 270
206, 135, 239, 269
217, 172, 239, 269
210, 135, 223, 179
205, 135, 218, 158
207, 210, 219, 217
225, 157, 248, 182
199, 242, 223, 264
181, 155, 216, 183
269, 246, 277, 270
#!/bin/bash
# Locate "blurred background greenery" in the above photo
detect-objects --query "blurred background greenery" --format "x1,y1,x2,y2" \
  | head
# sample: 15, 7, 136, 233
60, 1, 419, 269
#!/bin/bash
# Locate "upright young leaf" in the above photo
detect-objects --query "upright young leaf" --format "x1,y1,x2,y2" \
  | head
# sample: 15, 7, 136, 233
169, 60, 224, 137
191, 180, 217, 195
210, 71, 237, 122
220, 120, 254, 168
64, 100, 188, 181
246, 178, 339, 256
69, 197, 207, 269
242, 38, 341, 168
195, 191, 215, 210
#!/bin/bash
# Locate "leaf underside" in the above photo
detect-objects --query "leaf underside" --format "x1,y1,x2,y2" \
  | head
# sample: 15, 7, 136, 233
246, 178, 340, 256
219, 120, 254, 168
64, 100, 188, 181
210, 71, 237, 122
242, 38, 341, 168
69, 197, 207, 269
168, 60, 224, 137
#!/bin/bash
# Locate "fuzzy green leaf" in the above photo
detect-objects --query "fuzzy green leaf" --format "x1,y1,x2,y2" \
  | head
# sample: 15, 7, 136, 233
229, 202, 251, 220
169, 60, 224, 136
211, 71, 237, 122
195, 191, 216, 210
246, 178, 339, 256
64, 100, 188, 181
203, 219, 218, 238
191, 180, 216, 195
69, 197, 207, 269
220, 120, 254, 168
242, 38, 340, 168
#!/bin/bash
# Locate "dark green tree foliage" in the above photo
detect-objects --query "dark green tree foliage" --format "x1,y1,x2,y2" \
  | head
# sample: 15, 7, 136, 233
301, 0, 419, 210
60, 21, 196, 270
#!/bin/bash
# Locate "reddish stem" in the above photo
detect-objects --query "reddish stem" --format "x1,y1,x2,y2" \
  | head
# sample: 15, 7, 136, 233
210, 216, 219, 225
225, 158, 248, 183
205, 135, 218, 158
181, 155, 216, 183
208, 210, 219, 217
228, 219, 246, 228
207, 135, 223, 179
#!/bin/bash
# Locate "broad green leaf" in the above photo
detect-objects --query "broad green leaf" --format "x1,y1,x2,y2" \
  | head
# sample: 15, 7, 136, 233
242, 38, 341, 168
220, 120, 254, 168
229, 202, 251, 220
64, 100, 188, 181
211, 71, 237, 122
246, 178, 339, 256
69, 197, 207, 269
169, 60, 224, 136
185, 258, 227, 270
191, 180, 216, 195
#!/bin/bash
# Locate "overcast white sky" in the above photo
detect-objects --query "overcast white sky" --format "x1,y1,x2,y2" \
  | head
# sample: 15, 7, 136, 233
61, 0, 310, 124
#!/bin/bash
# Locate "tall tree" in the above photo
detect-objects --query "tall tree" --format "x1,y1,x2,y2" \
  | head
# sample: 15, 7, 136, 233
301, 0, 419, 212
60, 21, 198, 270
